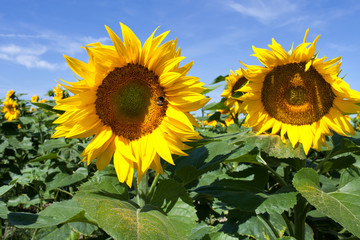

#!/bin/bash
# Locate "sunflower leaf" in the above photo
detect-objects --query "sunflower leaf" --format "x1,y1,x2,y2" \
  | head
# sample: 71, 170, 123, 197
74, 192, 191, 240
293, 168, 360, 237
31, 102, 64, 114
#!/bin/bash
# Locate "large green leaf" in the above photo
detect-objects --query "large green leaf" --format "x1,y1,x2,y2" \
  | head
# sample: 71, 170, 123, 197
74, 192, 187, 240
293, 168, 360, 237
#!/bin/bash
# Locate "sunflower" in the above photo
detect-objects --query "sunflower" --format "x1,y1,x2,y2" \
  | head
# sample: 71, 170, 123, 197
52, 23, 209, 187
2, 98, 20, 121
238, 29, 360, 155
6, 90, 15, 99
31, 95, 39, 102
53, 84, 63, 104
221, 69, 247, 114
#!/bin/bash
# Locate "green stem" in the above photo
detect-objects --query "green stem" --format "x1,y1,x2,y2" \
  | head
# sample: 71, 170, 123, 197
294, 195, 307, 240
258, 153, 288, 187
147, 173, 160, 202
281, 212, 294, 237
56, 188, 74, 197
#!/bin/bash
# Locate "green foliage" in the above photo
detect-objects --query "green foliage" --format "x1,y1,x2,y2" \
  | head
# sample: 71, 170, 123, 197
1, 92, 360, 239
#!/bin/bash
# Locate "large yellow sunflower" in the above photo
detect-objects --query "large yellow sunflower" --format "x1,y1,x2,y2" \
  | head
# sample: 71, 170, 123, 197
52, 23, 209, 187
238, 29, 360, 155
221, 69, 247, 114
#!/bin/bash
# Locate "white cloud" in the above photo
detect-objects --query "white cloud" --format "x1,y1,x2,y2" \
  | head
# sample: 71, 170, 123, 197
226, 0, 297, 24
0, 44, 59, 70
0, 33, 110, 70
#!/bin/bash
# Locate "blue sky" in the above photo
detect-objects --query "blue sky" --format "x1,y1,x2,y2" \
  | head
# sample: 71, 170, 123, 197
1, 0, 360, 107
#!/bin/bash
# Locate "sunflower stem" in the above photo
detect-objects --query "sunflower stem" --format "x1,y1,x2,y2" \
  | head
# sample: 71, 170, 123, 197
147, 173, 160, 202
281, 212, 295, 237
294, 195, 307, 240
257, 152, 288, 187
294, 159, 307, 240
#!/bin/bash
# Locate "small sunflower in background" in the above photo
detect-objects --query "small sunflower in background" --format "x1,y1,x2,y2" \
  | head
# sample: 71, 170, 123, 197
6, 90, 15, 99
31, 95, 39, 102
237, 29, 360, 155
52, 23, 209, 186
2, 95, 20, 121
53, 84, 64, 104
221, 69, 247, 115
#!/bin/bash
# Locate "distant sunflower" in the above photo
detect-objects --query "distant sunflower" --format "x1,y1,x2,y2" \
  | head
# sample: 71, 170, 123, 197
52, 23, 209, 186
238, 29, 360, 154
2, 98, 20, 121
53, 84, 63, 103
6, 90, 15, 99
221, 69, 247, 114
31, 95, 39, 102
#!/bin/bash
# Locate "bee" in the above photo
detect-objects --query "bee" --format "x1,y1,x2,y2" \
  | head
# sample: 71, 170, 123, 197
156, 96, 165, 106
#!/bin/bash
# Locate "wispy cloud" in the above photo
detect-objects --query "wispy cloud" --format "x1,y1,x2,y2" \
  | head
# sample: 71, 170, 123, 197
0, 44, 59, 70
225, 0, 297, 24
0, 32, 110, 70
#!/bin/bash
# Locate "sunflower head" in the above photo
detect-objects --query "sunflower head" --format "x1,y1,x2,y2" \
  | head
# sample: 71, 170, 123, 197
31, 95, 39, 102
6, 90, 15, 100
221, 69, 247, 114
53, 84, 63, 104
52, 23, 209, 186
2, 98, 20, 121
239, 29, 360, 155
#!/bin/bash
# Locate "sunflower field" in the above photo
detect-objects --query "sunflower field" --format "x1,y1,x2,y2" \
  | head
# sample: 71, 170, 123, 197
1, 24, 360, 240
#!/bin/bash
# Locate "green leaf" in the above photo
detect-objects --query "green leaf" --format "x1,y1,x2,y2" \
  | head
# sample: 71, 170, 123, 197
195, 179, 265, 212
78, 165, 129, 198
211, 75, 227, 84
339, 166, 360, 188
32, 102, 64, 114
7, 136, 33, 150
167, 199, 197, 238
68, 222, 98, 236
41, 138, 70, 152
174, 134, 239, 184
150, 179, 193, 213
7, 194, 40, 207
293, 168, 360, 237
19, 116, 35, 125
46, 167, 88, 190
33, 224, 71, 240
29, 153, 58, 163
202, 98, 227, 111
256, 192, 298, 215
234, 133, 306, 160
74, 193, 186, 240
202, 85, 222, 95
8, 200, 87, 228
0, 200, 8, 219
0, 185, 14, 196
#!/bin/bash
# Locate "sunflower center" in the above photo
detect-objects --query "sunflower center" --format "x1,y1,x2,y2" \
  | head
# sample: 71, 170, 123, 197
95, 64, 167, 140
261, 62, 335, 125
